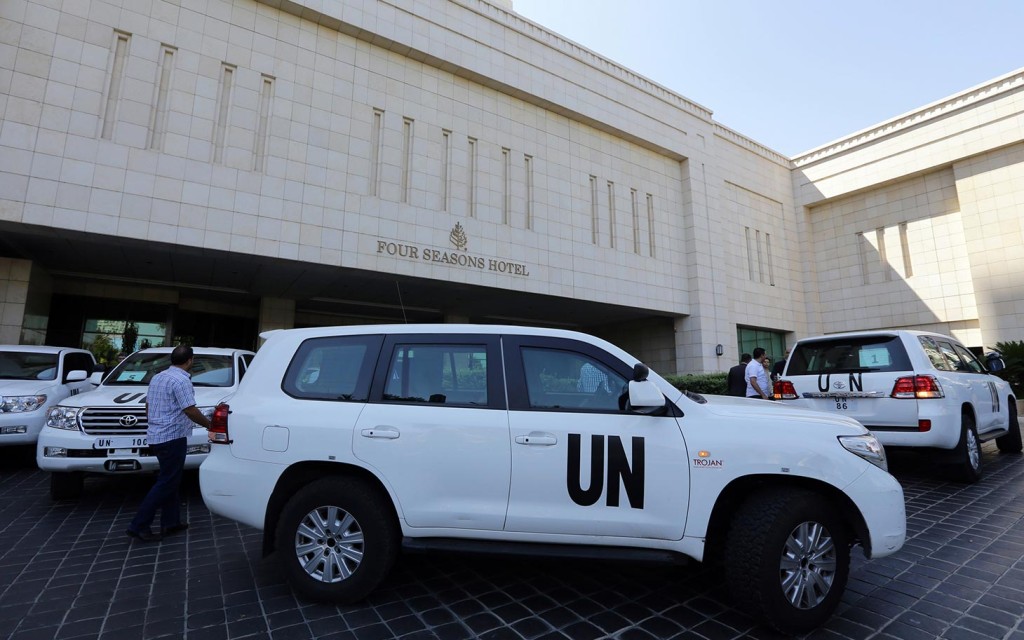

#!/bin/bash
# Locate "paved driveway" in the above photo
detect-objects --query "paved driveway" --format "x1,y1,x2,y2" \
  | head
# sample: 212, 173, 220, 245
1, 441, 1023, 640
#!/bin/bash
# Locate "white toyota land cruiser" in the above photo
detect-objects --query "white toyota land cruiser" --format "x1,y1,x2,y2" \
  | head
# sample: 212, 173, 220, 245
200, 324, 906, 633
39, 346, 255, 499
0, 346, 96, 446
775, 330, 1021, 483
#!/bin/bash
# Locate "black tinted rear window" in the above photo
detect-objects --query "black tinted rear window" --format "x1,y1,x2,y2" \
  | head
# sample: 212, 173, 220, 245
787, 336, 912, 375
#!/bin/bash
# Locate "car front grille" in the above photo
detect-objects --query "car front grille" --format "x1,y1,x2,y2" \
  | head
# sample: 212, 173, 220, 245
80, 407, 148, 435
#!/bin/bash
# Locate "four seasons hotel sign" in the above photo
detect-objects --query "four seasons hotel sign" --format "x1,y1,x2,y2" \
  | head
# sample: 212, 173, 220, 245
376, 223, 532, 277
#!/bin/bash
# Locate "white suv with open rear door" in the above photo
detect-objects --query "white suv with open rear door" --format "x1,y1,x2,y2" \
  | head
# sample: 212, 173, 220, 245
200, 324, 907, 634
775, 330, 1021, 482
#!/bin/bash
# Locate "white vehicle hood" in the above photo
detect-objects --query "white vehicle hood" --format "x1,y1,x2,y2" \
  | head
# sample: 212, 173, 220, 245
53, 384, 232, 409
0, 379, 59, 396
698, 393, 869, 435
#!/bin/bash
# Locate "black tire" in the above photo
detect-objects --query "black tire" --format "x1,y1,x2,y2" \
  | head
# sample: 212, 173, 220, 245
275, 477, 398, 603
724, 488, 850, 634
951, 412, 982, 483
50, 472, 83, 500
996, 402, 1022, 453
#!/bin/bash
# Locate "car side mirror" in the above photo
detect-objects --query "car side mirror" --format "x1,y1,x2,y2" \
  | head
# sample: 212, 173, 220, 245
88, 371, 105, 385
985, 353, 1005, 372
65, 370, 88, 383
627, 379, 663, 408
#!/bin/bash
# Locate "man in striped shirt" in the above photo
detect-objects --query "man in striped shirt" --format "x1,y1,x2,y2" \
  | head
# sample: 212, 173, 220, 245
126, 345, 212, 543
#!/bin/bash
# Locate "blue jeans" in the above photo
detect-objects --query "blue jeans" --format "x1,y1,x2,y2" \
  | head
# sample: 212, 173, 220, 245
129, 437, 186, 533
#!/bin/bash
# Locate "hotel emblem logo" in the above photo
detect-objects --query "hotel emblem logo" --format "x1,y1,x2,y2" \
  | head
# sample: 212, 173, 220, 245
449, 222, 468, 251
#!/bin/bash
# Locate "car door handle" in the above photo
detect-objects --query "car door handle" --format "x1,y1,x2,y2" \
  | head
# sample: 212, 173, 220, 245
515, 432, 557, 446
361, 427, 400, 439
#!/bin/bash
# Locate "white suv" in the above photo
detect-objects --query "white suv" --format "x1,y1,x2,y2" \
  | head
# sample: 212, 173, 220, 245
0, 346, 96, 446
775, 330, 1021, 482
200, 324, 906, 633
39, 346, 255, 499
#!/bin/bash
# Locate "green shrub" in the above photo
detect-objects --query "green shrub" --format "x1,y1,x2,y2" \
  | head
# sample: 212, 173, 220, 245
664, 372, 728, 395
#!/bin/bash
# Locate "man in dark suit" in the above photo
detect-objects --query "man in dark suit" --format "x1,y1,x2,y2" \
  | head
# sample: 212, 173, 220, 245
727, 353, 752, 397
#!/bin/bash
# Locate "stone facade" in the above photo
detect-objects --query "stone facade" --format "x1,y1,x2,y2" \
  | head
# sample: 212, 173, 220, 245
0, 0, 1021, 372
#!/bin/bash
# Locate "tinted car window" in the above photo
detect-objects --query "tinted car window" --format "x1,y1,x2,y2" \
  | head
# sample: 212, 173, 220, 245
918, 336, 955, 371
105, 353, 235, 387
383, 343, 488, 406
63, 353, 95, 381
787, 336, 912, 375
0, 351, 59, 380
521, 347, 627, 411
953, 344, 985, 373
935, 341, 970, 372
283, 335, 381, 401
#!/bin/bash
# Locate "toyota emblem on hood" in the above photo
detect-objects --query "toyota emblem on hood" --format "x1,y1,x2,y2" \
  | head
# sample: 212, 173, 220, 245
119, 415, 138, 427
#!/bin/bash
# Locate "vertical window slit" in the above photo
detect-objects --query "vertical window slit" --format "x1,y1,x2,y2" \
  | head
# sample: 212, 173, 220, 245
467, 137, 477, 217
254, 75, 273, 172
766, 232, 775, 286
524, 155, 533, 230
899, 222, 913, 278
148, 45, 175, 150
857, 232, 870, 285
646, 193, 655, 257
631, 189, 640, 254
101, 31, 130, 140
441, 130, 451, 211
589, 175, 598, 244
755, 229, 764, 283
745, 227, 755, 280
502, 147, 511, 225
370, 108, 383, 196
401, 118, 413, 203
876, 227, 889, 281
607, 181, 616, 249
213, 64, 235, 164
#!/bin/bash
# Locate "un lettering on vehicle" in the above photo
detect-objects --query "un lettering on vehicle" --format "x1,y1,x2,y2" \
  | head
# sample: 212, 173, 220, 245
566, 434, 644, 509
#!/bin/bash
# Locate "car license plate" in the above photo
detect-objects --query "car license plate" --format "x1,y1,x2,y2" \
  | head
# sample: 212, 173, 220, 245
93, 436, 147, 449
832, 398, 856, 411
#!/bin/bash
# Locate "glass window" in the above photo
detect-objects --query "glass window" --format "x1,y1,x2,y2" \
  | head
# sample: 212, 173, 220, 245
787, 335, 912, 375
935, 341, 970, 372
737, 327, 788, 367
953, 344, 984, 373
63, 353, 95, 380
384, 344, 488, 406
521, 347, 627, 411
0, 351, 59, 380
283, 336, 380, 402
104, 352, 234, 387
918, 337, 954, 371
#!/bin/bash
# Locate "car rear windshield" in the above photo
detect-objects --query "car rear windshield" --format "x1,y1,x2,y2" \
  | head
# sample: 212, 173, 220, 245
787, 336, 912, 375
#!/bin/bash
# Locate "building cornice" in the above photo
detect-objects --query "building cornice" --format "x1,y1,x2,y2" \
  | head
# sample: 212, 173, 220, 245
793, 66, 1024, 167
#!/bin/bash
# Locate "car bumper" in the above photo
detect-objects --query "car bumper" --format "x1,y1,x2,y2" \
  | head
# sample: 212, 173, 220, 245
844, 466, 906, 558
0, 412, 48, 445
36, 427, 211, 474
200, 446, 283, 530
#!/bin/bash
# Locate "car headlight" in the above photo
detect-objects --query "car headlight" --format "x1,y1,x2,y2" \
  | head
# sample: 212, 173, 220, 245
1, 395, 47, 413
838, 434, 888, 471
46, 406, 82, 430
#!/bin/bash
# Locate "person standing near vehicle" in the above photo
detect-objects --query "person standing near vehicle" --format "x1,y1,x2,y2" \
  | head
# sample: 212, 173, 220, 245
745, 347, 771, 400
772, 348, 790, 382
727, 353, 752, 397
126, 345, 211, 542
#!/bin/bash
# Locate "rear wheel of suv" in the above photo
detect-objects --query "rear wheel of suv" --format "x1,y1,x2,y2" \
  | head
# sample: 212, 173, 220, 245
952, 412, 982, 483
724, 488, 850, 634
275, 477, 398, 603
996, 402, 1022, 453
50, 472, 83, 500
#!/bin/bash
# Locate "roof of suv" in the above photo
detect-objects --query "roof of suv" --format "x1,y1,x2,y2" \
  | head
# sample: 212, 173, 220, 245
795, 329, 951, 343
261, 324, 602, 341
0, 345, 91, 354
130, 346, 254, 356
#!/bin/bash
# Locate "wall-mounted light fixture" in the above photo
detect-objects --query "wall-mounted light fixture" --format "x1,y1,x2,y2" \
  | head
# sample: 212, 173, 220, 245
715, 344, 724, 356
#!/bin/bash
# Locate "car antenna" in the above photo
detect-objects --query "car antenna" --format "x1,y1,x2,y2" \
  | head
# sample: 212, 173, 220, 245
395, 281, 408, 323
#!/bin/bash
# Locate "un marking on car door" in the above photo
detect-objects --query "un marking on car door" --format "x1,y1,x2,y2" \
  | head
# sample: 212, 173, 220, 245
988, 381, 1000, 413
566, 434, 645, 509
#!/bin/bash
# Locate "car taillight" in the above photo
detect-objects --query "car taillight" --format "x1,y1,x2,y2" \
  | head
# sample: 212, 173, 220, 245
774, 380, 797, 400
208, 403, 232, 444
891, 375, 944, 399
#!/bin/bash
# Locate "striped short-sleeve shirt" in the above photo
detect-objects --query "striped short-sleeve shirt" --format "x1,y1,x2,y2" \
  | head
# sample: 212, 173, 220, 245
146, 366, 197, 445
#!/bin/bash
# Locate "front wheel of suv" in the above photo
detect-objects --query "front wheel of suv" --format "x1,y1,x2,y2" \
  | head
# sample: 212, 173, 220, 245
724, 488, 850, 634
952, 412, 982, 483
275, 477, 399, 603
996, 402, 1022, 453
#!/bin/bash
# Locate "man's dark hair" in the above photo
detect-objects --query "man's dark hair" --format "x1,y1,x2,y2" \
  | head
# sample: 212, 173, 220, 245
752, 347, 766, 359
170, 345, 194, 365
740, 353, 752, 363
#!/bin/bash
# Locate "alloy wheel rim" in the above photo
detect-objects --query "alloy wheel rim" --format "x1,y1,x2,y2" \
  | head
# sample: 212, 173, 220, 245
294, 506, 364, 583
779, 521, 837, 609
967, 429, 980, 470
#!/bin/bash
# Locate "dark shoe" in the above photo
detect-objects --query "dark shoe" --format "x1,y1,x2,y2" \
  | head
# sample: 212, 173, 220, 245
162, 523, 189, 536
126, 528, 162, 543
